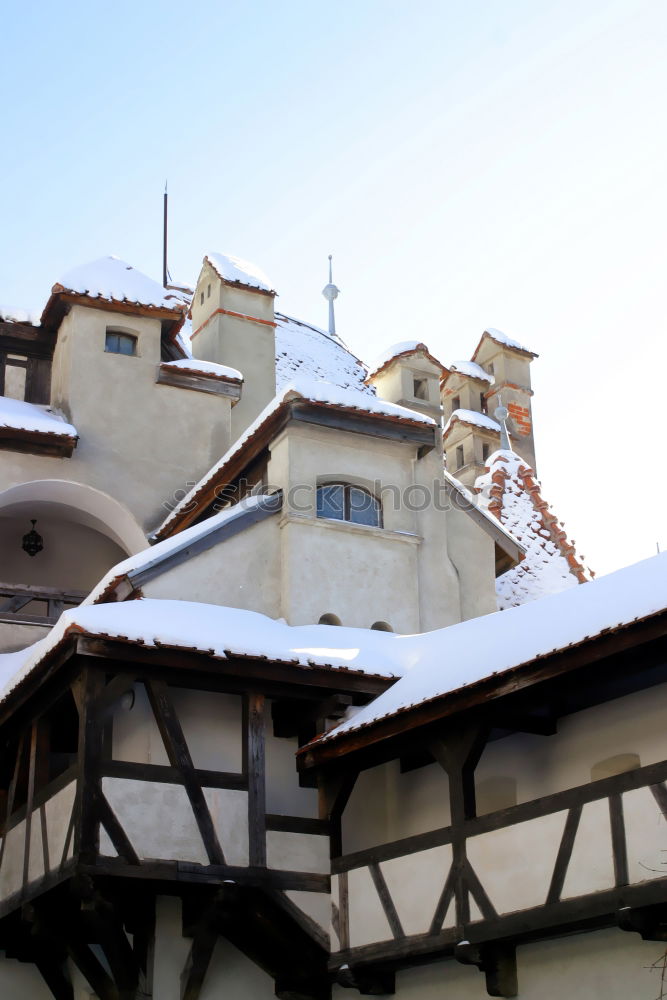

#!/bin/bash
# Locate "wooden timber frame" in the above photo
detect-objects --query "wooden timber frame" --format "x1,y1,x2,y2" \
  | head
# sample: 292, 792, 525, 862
301, 612, 667, 998
0, 632, 394, 1000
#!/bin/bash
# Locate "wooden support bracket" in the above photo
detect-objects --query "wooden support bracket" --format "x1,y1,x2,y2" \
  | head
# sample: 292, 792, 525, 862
455, 941, 518, 998
335, 964, 396, 995
618, 905, 667, 941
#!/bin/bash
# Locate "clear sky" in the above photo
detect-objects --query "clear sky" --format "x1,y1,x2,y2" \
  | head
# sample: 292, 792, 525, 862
1, 0, 665, 576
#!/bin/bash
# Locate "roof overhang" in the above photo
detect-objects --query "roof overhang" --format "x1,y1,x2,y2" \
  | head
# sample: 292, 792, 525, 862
0, 425, 77, 458
471, 330, 538, 363
41, 290, 187, 352
443, 474, 524, 573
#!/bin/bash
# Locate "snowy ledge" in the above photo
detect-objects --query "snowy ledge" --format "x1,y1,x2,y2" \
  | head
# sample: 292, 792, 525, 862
443, 408, 501, 437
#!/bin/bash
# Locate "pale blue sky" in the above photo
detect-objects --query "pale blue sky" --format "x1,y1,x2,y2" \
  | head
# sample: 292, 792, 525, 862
1, 0, 665, 575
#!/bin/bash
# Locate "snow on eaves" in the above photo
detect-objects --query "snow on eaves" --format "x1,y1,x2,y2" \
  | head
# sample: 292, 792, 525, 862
322, 551, 667, 743
205, 252, 275, 293
444, 408, 500, 436
0, 396, 77, 438
155, 377, 435, 537
367, 341, 425, 378
161, 358, 243, 382
482, 328, 535, 355
54, 257, 186, 312
447, 360, 492, 383
275, 313, 372, 396
0, 304, 41, 326
0, 598, 405, 706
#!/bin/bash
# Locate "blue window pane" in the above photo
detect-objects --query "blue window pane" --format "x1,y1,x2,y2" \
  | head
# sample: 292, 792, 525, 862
317, 484, 344, 521
105, 332, 136, 355
349, 487, 380, 527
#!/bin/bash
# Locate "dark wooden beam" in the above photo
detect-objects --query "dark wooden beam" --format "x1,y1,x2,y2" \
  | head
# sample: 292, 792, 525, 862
180, 920, 218, 1000
246, 692, 266, 867
455, 941, 518, 998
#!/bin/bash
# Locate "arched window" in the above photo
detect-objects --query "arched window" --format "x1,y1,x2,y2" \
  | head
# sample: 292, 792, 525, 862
318, 613, 342, 626
105, 330, 137, 356
316, 483, 382, 528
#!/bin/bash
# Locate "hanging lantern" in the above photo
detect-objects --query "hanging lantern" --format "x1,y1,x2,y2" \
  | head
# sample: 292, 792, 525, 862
22, 519, 43, 558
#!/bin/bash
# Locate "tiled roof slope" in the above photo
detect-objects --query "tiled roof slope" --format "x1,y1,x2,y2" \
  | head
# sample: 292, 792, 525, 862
475, 450, 592, 609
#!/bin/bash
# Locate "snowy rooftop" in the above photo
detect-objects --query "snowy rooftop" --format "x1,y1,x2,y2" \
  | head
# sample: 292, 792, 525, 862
367, 341, 446, 379
443, 408, 501, 437
318, 551, 667, 744
155, 377, 435, 537
0, 304, 41, 326
477, 328, 537, 357
53, 257, 187, 313
0, 396, 77, 438
161, 358, 243, 382
0, 598, 404, 707
205, 252, 275, 293
275, 313, 371, 396
447, 360, 493, 384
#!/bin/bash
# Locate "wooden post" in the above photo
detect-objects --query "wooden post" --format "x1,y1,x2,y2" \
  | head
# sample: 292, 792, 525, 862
246, 692, 266, 867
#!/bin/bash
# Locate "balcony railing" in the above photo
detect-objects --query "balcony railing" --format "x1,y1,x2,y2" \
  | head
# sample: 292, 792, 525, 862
0, 582, 86, 626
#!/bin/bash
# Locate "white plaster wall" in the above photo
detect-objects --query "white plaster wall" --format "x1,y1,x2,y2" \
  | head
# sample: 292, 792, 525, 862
624, 785, 667, 884
387, 761, 451, 841
171, 689, 243, 773
44, 780, 76, 870
264, 712, 318, 818
0, 621, 50, 653
266, 831, 329, 873
380, 844, 454, 935
143, 516, 282, 619
101, 778, 208, 864
342, 763, 392, 854
0, 957, 53, 1000
475, 682, 667, 806
0, 821, 25, 900
111, 682, 169, 766
202, 787, 249, 867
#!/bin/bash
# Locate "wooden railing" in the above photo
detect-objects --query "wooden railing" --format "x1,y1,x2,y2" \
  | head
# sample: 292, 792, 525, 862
0, 582, 86, 626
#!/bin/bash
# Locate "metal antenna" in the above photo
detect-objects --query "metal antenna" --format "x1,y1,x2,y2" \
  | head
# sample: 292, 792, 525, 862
322, 254, 340, 337
162, 181, 168, 288
494, 398, 512, 451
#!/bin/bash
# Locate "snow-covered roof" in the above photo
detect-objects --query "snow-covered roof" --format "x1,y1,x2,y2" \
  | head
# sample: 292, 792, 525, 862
473, 327, 537, 359
205, 252, 275, 294
88, 495, 280, 604
0, 598, 404, 707
443, 408, 501, 438
442, 468, 525, 562
52, 257, 187, 313
0, 304, 41, 327
155, 377, 436, 539
0, 396, 77, 439
446, 360, 493, 384
275, 313, 371, 396
317, 551, 667, 745
476, 450, 591, 609
367, 341, 447, 380
161, 358, 243, 382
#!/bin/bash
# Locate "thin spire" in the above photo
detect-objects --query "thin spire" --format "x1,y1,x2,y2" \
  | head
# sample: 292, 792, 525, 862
162, 182, 169, 288
494, 401, 512, 451
322, 254, 340, 337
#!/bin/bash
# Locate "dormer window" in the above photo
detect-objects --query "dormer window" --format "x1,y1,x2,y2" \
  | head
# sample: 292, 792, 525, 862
105, 331, 137, 356
413, 377, 428, 401
317, 483, 382, 528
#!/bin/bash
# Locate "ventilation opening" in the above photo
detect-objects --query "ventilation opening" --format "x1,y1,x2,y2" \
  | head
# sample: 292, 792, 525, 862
371, 621, 393, 632
413, 378, 428, 401
319, 613, 342, 626
456, 445, 464, 469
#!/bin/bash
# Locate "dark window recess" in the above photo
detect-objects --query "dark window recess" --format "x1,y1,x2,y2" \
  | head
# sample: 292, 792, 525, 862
207, 284, 211, 298
105, 331, 137, 356
482, 443, 490, 463
413, 377, 428, 400
452, 395, 461, 412
316, 483, 382, 528
456, 445, 465, 469
480, 392, 488, 414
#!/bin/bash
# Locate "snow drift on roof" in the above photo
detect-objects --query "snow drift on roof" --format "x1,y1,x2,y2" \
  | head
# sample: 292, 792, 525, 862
483, 328, 534, 355
0, 598, 406, 705
367, 341, 424, 378
205, 252, 275, 293
444, 408, 501, 436
321, 551, 667, 742
476, 450, 591, 609
0, 397, 77, 438
276, 313, 372, 396
447, 360, 492, 383
55, 257, 186, 312
161, 358, 243, 382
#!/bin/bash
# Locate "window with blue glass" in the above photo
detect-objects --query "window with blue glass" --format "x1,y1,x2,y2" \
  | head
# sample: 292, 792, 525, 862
105, 330, 137, 356
316, 483, 382, 528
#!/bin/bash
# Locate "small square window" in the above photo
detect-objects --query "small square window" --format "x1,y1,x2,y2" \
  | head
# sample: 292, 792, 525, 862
413, 377, 428, 401
452, 395, 461, 412
482, 443, 490, 462
105, 332, 137, 356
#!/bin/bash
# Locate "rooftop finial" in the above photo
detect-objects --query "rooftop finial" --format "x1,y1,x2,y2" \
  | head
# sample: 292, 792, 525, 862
322, 254, 340, 337
494, 399, 512, 451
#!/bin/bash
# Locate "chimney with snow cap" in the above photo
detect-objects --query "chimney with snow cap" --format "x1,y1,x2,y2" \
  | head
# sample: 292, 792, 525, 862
190, 252, 277, 440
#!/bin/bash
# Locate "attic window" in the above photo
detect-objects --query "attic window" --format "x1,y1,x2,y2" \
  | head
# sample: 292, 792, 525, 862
207, 284, 211, 298
482, 443, 490, 463
317, 483, 382, 528
480, 392, 488, 414
105, 331, 137, 356
456, 445, 464, 469
413, 377, 428, 401
200, 291, 205, 305
452, 395, 461, 412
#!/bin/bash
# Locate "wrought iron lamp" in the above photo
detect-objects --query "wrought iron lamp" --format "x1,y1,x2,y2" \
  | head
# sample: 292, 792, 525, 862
22, 519, 43, 558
